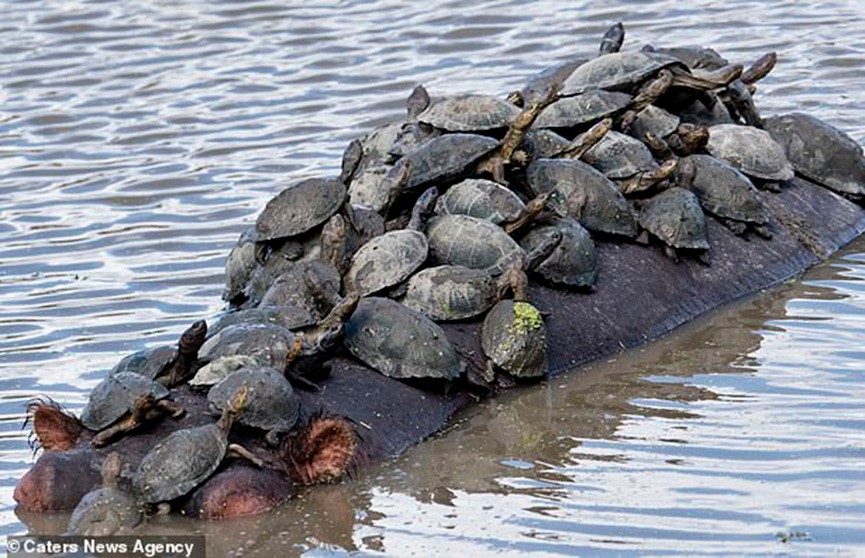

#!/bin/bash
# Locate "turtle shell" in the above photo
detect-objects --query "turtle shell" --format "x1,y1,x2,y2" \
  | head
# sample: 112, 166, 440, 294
348, 164, 393, 214
427, 214, 524, 275
647, 45, 728, 70
209, 305, 317, 338
402, 133, 499, 190
402, 265, 497, 321
418, 95, 520, 132
259, 260, 341, 319
67, 487, 142, 536
481, 300, 548, 378
346, 230, 428, 297
629, 104, 681, 140
110, 346, 176, 380
765, 113, 865, 198
80, 372, 170, 431
639, 187, 710, 250
685, 154, 769, 224
254, 178, 346, 241
533, 90, 632, 129
344, 297, 462, 380
520, 218, 599, 288
207, 367, 299, 435
357, 122, 403, 168
134, 423, 226, 503
198, 323, 296, 370
583, 131, 661, 180
223, 226, 257, 303
527, 158, 637, 238
190, 355, 260, 387
523, 130, 572, 159
560, 51, 683, 96
706, 124, 795, 181
518, 59, 587, 106
435, 178, 525, 225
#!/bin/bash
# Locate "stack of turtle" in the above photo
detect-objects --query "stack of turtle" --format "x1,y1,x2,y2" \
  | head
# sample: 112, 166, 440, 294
23, 22, 865, 525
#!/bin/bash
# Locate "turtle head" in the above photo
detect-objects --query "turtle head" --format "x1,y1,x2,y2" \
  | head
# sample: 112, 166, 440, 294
406, 84, 430, 119
407, 186, 439, 232
179, 320, 208, 356
506, 90, 524, 107
101, 452, 124, 489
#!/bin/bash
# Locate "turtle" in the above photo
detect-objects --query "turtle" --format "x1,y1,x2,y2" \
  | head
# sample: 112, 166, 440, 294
343, 297, 462, 381
254, 178, 346, 242
417, 94, 521, 133
189, 355, 260, 388
765, 112, 865, 202
80, 372, 184, 447
110, 320, 207, 387
223, 226, 258, 304
434, 179, 552, 232
582, 131, 678, 195
207, 366, 299, 446
680, 154, 772, 238
637, 187, 711, 263
479, 256, 549, 383
519, 217, 599, 289
401, 265, 498, 322
627, 104, 709, 158
426, 214, 525, 275
259, 259, 342, 320
526, 157, 638, 238
240, 230, 325, 306
705, 124, 795, 191
208, 305, 317, 338
522, 129, 574, 160
559, 51, 743, 97
388, 84, 443, 160
641, 44, 729, 70
66, 453, 143, 536
198, 322, 297, 371
345, 187, 437, 297
133, 386, 263, 508
347, 164, 395, 214
532, 90, 632, 130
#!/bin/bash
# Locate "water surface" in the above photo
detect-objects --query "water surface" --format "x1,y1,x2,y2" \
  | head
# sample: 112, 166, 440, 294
1, 1, 865, 556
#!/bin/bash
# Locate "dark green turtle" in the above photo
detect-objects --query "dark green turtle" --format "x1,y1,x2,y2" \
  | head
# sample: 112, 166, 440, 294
527, 158, 638, 238
426, 214, 524, 275
765, 113, 865, 202
435, 178, 524, 225
66, 453, 142, 536
401, 265, 498, 322
399, 133, 500, 190
81, 372, 184, 447
681, 154, 772, 238
706, 124, 794, 191
637, 187, 711, 263
481, 299, 548, 381
207, 366, 299, 446
209, 305, 317, 338
344, 297, 462, 380
533, 90, 632, 130
259, 260, 342, 321
198, 322, 297, 370
133, 387, 262, 508
254, 178, 346, 242
110, 320, 207, 387
418, 94, 520, 132
519, 218, 599, 289
583, 131, 678, 194
628, 104, 709, 158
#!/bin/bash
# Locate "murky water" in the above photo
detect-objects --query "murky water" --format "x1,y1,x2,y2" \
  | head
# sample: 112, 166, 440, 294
2, 1, 865, 556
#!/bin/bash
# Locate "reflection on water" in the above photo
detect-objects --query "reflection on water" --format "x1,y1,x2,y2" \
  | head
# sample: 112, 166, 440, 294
2, 0, 865, 556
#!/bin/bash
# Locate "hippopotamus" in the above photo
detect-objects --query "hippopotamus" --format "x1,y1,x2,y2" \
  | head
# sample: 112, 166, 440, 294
14, 176, 865, 521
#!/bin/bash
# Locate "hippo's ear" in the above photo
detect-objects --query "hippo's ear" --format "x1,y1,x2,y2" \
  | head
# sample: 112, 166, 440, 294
24, 398, 83, 453
283, 413, 358, 486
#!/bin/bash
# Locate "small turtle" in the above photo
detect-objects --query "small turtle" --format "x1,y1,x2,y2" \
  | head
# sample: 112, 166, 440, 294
208, 305, 317, 338
637, 187, 711, 263
582, 131, 678, 195
344, 297, 462, 380
681, 154, 772, 238
560, 51, 742, 97
110, 320, 206, 387
401, 265, 498, 322
522, 129, 573, 160
133, 386, 263, 508
642, 44, 729, 70
519, 218, 599, 289
259, 259, 342, 320
533, 90, 632, 130
223, 226, 258, 304
254, 178, 346, 242
345, 188, 437, 297
241, 230, 325, 307
80, 372, 184, 447
417, 94, 521, 133
347, 164, 395, 214
66, 453, 142, 536
628, 104, 709, 157
480, 258, 548, 382
435, 178, 524, 225
527, 158, 638, 238
765, 113, 865, 202
427, 214, 525, 275
198, 322, 297, 370
207, 366, 299, 446
189, 355, 260, 388
706, 124, 794, 191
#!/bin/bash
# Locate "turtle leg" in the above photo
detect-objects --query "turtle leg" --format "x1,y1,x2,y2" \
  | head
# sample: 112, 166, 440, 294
635, 230, 651, 245
619, 70, 674, 130
227, 444, 265, 468
558, 118, 612, 160
760, 181, 782, 193
754, 224, 773, 240
663, 245, 680, 262
621, 159, 678, 195
477, 155, 507, 185
697, 250, 712, 267
643, 133, 674, 160
721, 218, 748, 236
155, 399, 185, 418
92, 394, 156, 447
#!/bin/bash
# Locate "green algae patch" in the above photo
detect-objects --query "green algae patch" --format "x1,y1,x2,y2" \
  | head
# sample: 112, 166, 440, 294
511, 301, 543, 336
